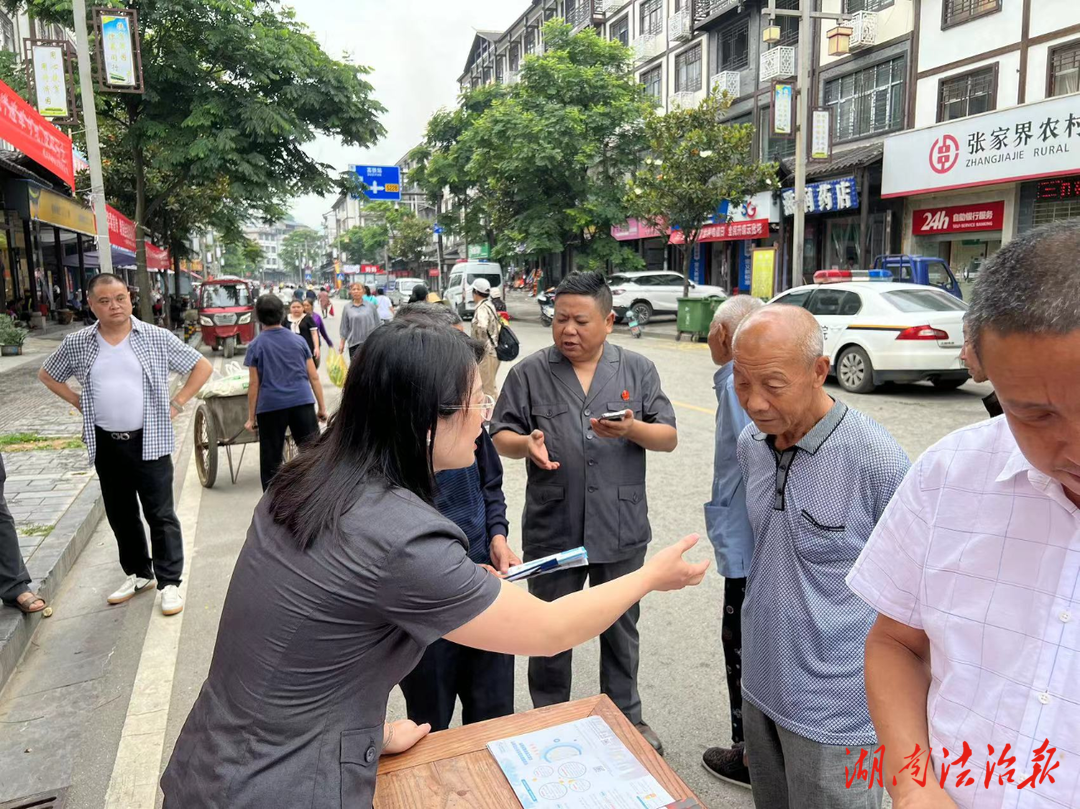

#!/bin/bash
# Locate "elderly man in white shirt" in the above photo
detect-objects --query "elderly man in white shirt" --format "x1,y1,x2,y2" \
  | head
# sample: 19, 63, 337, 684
848, 219, 1080, 809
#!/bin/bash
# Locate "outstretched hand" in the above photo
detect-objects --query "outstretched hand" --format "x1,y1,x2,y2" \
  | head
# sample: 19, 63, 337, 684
527, 430, 560, 471
643, 534, 710, 592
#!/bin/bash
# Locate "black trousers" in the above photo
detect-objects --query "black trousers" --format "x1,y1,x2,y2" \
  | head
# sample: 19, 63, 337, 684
722, 576, 747, 745
94, 429, 184, 589
399, 639, 514, 732
256, 404, 320, 491
0, 455, 32, 605
526, 549, 647, 724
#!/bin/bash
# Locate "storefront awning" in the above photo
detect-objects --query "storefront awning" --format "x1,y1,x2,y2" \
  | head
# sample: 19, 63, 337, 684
781, 142, 883, 182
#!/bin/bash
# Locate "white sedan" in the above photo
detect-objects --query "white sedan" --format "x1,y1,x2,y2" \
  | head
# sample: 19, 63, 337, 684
768, 280, 970, 394
609, 271, 726, 325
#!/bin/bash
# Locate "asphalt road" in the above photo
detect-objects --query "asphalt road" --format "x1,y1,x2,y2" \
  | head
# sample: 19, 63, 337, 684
0, 295, 994, 808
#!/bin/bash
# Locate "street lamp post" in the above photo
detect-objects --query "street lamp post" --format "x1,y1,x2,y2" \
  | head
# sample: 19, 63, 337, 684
762, 0, 848, 286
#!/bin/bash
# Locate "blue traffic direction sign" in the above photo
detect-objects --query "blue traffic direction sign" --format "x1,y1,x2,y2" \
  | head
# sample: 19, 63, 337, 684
352, 165, 402, 201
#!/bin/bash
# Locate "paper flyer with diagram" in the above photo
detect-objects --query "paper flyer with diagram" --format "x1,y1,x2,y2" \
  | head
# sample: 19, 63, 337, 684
487, 716, 675, 809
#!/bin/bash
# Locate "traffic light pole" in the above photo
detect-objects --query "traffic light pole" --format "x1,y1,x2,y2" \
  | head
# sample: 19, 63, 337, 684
72, 0, 113, 274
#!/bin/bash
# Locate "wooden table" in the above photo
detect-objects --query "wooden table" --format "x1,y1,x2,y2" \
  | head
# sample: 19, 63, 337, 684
375, 695, 704, 808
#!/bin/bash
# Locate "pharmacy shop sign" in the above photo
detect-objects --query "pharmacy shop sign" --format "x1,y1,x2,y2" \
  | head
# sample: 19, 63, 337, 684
883, 94, 1080, 198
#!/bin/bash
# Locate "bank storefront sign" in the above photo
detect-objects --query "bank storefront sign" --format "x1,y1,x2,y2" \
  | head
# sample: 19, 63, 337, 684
883, 94, 1080, 198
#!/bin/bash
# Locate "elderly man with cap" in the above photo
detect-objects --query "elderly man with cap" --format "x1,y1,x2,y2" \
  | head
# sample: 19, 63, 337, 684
470, 278, 501, 398
849, 219, 1080, 809
733, 304, 909, 809
491, 270, 677, 754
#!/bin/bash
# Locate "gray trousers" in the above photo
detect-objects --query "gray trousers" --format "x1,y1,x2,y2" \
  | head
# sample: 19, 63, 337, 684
744, 700, 884, 809
0, 455, 32, 605
526, 549, 646, 724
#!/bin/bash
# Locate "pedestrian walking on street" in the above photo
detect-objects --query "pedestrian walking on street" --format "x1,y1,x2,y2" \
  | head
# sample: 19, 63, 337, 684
37, 273, 213, 617
374, 287, 394, 323
490, 271, 678, 754
408, 283, 429, 304
317, 287, 331, 317
245, 295, 328, 491
338, 282, 380, 361
287, 299, 320, 368
470, 278, 502, 399
0, 454, 49, 615
731, 306, 909, 809
700, 296, 762, 790
396, 303, 520, 731
302, 300, 333, 362
850, 220, 1080, 809
160, 317, 708, 809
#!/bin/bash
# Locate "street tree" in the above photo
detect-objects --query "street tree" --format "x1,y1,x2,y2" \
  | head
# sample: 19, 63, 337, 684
221, 238, 263, 278
335, 223, 388, 265
6, 0, 386, 322
627, 93, 778, 297
280, 228, 324, 283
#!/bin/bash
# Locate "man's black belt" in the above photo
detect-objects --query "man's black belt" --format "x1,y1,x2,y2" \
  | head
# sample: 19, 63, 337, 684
95, 427, 144, 442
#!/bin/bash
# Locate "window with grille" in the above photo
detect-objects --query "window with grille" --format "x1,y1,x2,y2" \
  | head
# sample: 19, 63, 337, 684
1050, 41, 1080, 97
509, 42, 520, 72
611, 15, 630, 46
777, 0, 799, 45
824, 56, 906, 142
942, 0, 1001, 28
844, 0, 894, 12
641, 66, 663, 103
713, 17, 749, 73
1033, 198, 1080, 226
937, 66, 996, 121
0, 14, 13, 54
526, 29, 536, 54
675, 45, 703, 92
640, 0, 663, 36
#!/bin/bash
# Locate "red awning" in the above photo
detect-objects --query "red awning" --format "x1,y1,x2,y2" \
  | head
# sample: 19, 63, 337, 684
0, 79, 74, 187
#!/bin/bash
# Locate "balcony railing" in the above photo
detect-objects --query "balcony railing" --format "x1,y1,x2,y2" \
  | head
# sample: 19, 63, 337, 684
712, 70, 740, 99
693, 0, 740, 25
849, 11, 877, 50
669, 8, 692, 42
566, 2, 591, 30
601, 0, 627, 12
760, 46, 795, 81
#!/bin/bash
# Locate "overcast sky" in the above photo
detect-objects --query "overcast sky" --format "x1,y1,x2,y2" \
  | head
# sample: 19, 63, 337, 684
288, 0, 521, 229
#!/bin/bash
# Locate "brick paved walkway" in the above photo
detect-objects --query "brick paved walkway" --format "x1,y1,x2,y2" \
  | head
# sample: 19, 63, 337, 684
0, 363, 84, 438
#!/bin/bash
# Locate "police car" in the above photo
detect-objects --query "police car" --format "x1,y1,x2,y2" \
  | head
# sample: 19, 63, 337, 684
768, 270, 970, 394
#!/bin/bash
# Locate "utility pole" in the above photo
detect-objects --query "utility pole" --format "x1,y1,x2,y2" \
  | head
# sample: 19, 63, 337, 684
71, 0, 112, 274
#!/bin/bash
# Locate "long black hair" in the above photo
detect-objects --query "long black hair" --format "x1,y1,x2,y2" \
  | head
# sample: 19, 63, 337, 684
268, 318, 479, 549
408, 284, 429, 304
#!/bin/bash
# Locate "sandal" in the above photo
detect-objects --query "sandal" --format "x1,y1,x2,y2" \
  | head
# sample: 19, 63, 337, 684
12, 591, 47, 614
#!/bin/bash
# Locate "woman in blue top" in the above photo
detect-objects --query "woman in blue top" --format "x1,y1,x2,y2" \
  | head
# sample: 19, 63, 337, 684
245, 295, 328, 490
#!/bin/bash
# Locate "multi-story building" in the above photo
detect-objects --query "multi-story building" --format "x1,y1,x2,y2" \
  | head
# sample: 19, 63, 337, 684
881, 0, 1080, 278
243, 218, 305, 282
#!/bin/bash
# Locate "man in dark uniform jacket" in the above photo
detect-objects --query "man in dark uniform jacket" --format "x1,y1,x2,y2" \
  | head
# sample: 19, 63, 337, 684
490, 271, 677, 754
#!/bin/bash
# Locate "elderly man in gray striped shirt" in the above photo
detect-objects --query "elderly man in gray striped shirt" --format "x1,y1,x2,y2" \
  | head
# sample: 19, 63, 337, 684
732, 305, 910, 809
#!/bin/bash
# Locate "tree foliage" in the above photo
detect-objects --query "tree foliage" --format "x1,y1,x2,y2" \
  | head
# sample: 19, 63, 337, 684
4, 0, 386, 321
221, 237, 262, 277
627, 93, 778, 295
412, 21, 649, 271
336, 223, 387, 265
280, 227, 323, 280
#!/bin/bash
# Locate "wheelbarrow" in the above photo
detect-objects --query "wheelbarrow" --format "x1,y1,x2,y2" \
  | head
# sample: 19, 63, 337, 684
193, 393, 296, 488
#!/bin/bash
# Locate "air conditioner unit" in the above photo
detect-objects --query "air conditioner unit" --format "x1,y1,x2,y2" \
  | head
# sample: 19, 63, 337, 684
506, 70, 521, 85
760, 46, 795, 81
634, 32, 664, 63
602, 0, 626, 13
850, 11, 878, 50
668, 8, 692, 42
713, 71, 740, 99
672, 90, 701, 109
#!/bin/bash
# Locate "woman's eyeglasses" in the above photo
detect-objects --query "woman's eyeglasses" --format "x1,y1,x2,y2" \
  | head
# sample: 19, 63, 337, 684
443, 394, 496, 423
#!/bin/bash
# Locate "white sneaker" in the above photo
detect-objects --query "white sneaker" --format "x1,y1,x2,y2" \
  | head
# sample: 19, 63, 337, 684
160, 585, 183, 616
107, 574, 157, 605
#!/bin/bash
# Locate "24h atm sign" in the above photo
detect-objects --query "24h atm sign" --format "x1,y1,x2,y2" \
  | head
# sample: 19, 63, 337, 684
882, 94, 1080, 198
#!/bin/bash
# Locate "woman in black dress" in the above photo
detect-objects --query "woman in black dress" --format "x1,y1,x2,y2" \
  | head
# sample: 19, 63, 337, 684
286, 299, 320, 367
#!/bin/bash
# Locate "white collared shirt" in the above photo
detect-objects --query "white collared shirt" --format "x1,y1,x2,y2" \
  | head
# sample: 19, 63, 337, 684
848, 416, 1080, 809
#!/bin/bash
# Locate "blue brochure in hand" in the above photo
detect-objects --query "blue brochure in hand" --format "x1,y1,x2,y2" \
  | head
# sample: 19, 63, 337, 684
505, 547, 588, 583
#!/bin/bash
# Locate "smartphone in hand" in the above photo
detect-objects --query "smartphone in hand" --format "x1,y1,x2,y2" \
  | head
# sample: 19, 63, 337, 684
600, 410, 627, 421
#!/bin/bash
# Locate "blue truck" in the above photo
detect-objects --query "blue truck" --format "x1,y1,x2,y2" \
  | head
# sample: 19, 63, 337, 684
871, 255, 964, 300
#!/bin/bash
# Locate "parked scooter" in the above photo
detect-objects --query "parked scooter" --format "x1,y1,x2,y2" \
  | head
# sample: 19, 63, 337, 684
537, 287, 555, 326
628, 315, 643, 338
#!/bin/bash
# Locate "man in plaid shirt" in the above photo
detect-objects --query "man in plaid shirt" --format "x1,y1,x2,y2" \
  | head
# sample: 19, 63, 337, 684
38, 274, 213, 616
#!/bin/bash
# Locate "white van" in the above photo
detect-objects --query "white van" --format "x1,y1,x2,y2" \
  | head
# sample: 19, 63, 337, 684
445, 261, 503, 319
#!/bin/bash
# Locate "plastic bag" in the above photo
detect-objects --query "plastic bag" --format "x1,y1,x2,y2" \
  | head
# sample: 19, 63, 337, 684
326, 347, 347, 389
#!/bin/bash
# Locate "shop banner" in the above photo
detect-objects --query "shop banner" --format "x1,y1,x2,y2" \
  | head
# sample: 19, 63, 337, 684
101, 13, 137, 86
0, 79, 74, 187
781, 176, 859, 216
912, 201, 1005, 235
31, 45, 69, 118
669, 218, 770, 244
883, 94, 1080, 198
611, 218, 664, 241
104, 204, 137, 253
751, 247, 777, 299
146, 242, 171, 271
28, 185, 95, 235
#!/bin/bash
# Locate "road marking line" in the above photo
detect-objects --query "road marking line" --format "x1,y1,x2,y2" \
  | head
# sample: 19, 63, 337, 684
104, 444, 202, 808
670, 399, 714, 415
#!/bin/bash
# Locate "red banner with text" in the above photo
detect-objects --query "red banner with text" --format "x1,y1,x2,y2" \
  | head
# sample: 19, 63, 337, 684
912, 202, 1005, 236
0, 79, 74, 188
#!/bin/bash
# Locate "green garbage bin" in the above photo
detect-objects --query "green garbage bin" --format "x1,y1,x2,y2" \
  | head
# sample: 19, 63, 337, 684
677, 296, 724, 341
